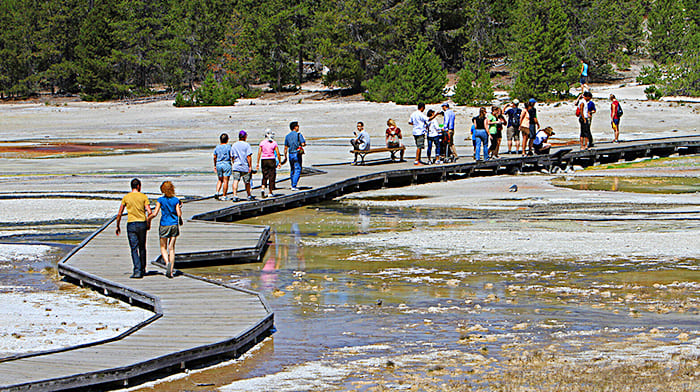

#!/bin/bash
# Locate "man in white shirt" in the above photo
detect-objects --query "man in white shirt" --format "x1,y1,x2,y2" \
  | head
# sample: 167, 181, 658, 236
408, 103, 438, 166
351, 121, 371, 164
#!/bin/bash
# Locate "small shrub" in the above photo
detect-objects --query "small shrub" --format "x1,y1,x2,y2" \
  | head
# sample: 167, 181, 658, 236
644, 85, 664, 100
637, 65, 663, 85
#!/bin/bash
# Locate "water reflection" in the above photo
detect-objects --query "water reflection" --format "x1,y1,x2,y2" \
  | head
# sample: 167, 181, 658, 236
155, 202, 699, 391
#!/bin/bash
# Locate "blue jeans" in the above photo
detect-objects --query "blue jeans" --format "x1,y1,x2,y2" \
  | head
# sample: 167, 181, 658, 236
127, 221, 147, 275
427, 136, 441, 159
288, 153, 301, 188
473, 129, 489, 160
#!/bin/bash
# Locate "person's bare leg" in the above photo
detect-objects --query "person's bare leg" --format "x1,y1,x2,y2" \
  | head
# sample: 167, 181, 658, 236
167, 237, 177, 277
231, 179, 239, 199
216, 177, 223, 196
245, 182, 252, 197
159, 237, 169, 274
415, 148, 421, 164
222, 177, 229, 197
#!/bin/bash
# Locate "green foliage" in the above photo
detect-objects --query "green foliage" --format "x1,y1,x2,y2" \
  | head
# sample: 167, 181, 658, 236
637, 65, 663, 85
509, 0, 577, 100
2, 0, 699, 100
568, 0, 645, 80
453, 65, 494, 106
174, 74, 261, 107
644, 85, 663, 100
363, 42, 447, 104
648, 0, 694, 63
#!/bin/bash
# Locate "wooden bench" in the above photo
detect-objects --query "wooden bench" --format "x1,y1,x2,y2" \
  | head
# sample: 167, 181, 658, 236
350, 146, 406, 165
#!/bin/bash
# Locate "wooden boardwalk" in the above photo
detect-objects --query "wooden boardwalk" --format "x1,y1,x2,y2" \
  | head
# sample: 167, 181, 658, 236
0, 135, 698, 391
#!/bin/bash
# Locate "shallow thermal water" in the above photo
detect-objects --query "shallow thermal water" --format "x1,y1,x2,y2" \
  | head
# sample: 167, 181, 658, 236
552, 175, 700, 194
132, 196, 700, 391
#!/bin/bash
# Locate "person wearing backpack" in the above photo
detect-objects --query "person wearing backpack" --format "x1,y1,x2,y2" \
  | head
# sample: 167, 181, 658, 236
503, 99, 522, 154
576, 91, 596, 150
610, 94, 622, 143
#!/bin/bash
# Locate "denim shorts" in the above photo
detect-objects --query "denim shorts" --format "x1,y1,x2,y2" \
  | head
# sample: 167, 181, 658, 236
216, 162, 232, 177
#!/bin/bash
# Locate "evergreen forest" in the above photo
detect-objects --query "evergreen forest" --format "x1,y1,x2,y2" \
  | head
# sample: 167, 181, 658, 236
0, 0, 698, 103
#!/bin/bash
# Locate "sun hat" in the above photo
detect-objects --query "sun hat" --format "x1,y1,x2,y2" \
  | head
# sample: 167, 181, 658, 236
529, 98, 537, 104
441, 102, 449, 108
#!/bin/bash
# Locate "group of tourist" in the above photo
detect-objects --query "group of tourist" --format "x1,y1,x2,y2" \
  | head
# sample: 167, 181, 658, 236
116, 178, 181, 279
214, 121, 306, 200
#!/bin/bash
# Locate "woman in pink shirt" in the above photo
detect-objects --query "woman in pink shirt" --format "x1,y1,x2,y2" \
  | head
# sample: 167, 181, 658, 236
255, 130, 284, 198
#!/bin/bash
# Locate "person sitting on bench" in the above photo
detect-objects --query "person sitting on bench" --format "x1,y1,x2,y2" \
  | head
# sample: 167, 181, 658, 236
533, 127, 555, 155
385, 119, 405, 161
351, 121, 371, 164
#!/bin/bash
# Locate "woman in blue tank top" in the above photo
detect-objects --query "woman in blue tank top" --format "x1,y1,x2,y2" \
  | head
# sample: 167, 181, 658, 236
149, 181, 182, 278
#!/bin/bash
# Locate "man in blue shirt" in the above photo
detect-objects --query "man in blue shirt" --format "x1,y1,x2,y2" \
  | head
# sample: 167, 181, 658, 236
441, 102, 457, 161
284, 121, 306, 191
231, 130, 254, 201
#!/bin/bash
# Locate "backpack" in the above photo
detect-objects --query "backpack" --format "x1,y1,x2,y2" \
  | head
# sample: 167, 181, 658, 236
616, 101, 623, 117
575, 102, 582, 117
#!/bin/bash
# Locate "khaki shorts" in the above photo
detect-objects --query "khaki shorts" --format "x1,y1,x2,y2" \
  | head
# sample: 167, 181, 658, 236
413, 134, 425, 149
507, 126, 519, 141
519, 126, 530, 137
232, 171, 252, 183
159, 224, 179, 238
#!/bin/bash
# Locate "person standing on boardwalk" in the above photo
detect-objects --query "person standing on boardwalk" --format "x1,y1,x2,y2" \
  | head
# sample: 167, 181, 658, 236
472, 107, 489, 161
610, 94, 621, 143
148, 181, 182, 278
231, 130, 255, 201
408, 103, 439, 166
441, 102, 458, 161
524, 98, 540, 156
487, 105, 504, 159
115, 178, 152, 279
213, 133, 232, 201
577, 91, 596, 149
503, 99, 522, 154
385, 119, 405, 161
351, 121, 371, 165
426, 109, 443, 164
284, 121, 306, 191
256, 130, 284, 198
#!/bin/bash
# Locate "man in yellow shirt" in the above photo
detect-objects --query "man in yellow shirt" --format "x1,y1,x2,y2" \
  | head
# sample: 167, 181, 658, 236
115, 179, 152, 278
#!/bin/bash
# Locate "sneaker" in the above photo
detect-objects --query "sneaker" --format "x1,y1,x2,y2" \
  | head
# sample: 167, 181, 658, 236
220, 196, 229, 201
413, 161, 423, 166
291, 187, 299, 191
232, 197, 241, 202
247, 195, 256, 201
130, 273, 143, 279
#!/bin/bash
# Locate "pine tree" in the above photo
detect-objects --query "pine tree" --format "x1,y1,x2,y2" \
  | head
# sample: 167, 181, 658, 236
648, 0, 692, 63
453, 64, 493, 106
363, 42, 447, 104
509, 0, 576, 100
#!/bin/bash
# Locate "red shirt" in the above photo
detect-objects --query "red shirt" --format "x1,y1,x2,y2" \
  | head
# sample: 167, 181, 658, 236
386, 127, 402, 143
611, 100, 620, 119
